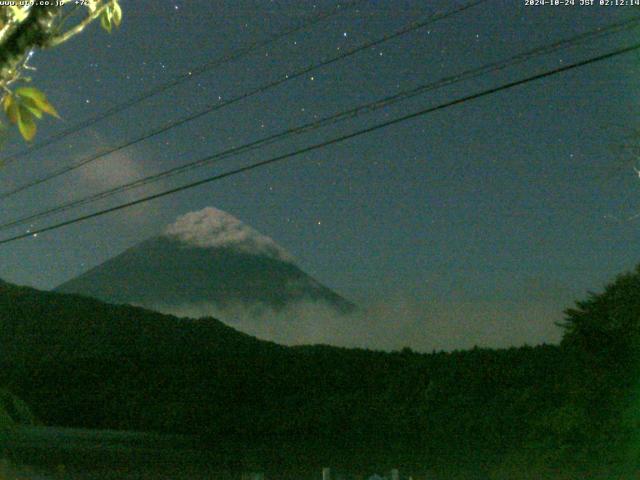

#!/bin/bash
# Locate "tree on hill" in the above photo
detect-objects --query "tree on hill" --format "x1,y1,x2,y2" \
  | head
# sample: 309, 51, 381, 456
560, 264, 640, 374
0, 1, 122, 143
558, 265, 640, 470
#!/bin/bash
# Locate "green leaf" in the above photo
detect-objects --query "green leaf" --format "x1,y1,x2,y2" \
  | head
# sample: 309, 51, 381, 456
2, 87, 60, 142
16, 87, 60, 119
100, 9, 112, 33
20, 98, 43, 119
112, 1, 122, 27
37, 98, 59, 118
3, 95, 20, 125
2, 95, 12, 118
14, 87, 46, 104
85, 0, 98, 13
17, 108, 36, 142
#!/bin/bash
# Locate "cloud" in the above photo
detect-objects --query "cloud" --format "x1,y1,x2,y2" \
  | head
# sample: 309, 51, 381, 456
77, 149, 146, 191
50, 130, 164, 223
151, 295, 564, 352
164, 207, 293, 261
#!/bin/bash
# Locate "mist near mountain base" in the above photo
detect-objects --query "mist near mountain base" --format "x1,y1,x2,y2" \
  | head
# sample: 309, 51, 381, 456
150, 295, 563, 351
55, 206, 565, 351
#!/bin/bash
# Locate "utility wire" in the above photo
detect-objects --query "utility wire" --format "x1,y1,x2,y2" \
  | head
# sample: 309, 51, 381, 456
0, 16, 638, 231
0, 0, 489, 200
0, 40, 637, 246
0, 0, 368, 167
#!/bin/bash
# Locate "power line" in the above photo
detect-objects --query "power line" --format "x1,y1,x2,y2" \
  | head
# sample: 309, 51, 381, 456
0, 16, 637, 232
0, 0, 368, 167
1, 40, 637, 246
0, 0, 489, 200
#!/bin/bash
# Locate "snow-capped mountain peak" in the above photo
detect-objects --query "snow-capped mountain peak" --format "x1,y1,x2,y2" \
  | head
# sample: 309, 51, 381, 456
164, 207, 292, 262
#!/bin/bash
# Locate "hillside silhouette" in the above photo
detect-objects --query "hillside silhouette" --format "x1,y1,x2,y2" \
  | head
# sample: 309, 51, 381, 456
2, 269, 640, 477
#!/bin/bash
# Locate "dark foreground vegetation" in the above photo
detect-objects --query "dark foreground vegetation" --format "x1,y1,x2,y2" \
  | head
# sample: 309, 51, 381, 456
1, 265, 640, 479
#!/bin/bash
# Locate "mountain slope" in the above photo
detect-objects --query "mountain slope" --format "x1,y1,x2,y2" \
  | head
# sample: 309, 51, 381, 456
55, 208, 354, 315
0, 278, 271, 365
0, 278, 285, 431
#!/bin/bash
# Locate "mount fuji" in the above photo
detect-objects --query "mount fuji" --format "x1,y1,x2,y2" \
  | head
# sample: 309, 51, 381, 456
55, 208, 355, 327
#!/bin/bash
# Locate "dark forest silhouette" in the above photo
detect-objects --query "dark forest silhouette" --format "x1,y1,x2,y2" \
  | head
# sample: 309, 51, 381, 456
2, 265, 640, 478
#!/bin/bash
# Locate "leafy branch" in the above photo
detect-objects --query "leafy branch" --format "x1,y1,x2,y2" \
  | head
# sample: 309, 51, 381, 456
0, 0, 123, 144
48, 0, 122, 48
3, 87, 59, 142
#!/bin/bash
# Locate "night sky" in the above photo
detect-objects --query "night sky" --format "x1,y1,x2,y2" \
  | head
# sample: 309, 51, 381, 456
0, 0, 639, 350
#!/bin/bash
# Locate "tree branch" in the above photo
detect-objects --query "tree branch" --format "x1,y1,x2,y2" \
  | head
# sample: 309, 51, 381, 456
0, 7, 29, 45
0, 5, 62, 86
47, 1, 110, 48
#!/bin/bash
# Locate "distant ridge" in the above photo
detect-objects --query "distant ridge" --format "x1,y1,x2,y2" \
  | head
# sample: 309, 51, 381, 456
0, 277, 269, 365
